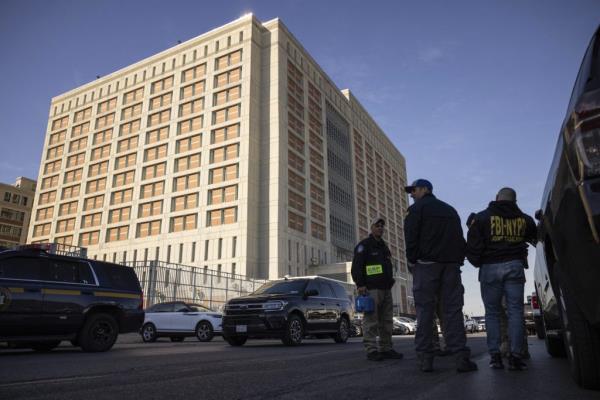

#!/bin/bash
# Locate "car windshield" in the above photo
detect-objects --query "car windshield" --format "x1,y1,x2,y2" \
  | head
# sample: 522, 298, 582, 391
187, 304, 213, 312
253, 279, 308, 295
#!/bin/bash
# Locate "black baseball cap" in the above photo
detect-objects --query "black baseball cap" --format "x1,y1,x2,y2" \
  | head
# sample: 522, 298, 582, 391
404, 179, 433, 193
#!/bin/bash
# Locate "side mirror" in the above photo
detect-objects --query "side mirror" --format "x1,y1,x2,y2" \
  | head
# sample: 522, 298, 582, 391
534, 209, 543, 221
304, 289, 319, 297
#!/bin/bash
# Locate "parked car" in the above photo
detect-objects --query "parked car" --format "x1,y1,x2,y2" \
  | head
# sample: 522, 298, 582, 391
222, 276, 353, 346
473, 316, 486, 332
523, 302, 536, 336
464, 318, 478, 333
0, 246, 144, 352
351, 313, 363, 337
530, 293, 545, 339
393, 317, 416, 335
533, 25, 600, 390
141, 301, 222, 342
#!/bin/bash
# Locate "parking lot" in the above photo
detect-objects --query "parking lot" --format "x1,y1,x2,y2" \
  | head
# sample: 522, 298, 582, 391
0, 333, 597, 400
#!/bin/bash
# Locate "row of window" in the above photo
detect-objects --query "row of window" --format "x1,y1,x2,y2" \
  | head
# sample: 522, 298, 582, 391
2, 192, 29, 206
32, 206, 238, 239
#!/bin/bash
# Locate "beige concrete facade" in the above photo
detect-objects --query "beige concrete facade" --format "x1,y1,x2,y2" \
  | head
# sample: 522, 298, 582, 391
1, 177, 36, 248
27, 15, 413, 314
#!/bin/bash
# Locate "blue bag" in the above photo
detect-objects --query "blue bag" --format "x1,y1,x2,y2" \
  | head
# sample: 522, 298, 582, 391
355, 294, 374, 313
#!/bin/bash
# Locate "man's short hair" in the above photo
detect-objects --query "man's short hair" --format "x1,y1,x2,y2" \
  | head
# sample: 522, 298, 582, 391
497, 187, 517, 202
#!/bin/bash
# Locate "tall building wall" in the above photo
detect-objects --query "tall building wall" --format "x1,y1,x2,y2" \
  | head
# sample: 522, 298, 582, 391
0, 177, 36, 248
27, 15, 413, 313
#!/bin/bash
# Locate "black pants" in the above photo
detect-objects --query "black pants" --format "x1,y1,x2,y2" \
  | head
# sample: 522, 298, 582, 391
413, 262, 468, 354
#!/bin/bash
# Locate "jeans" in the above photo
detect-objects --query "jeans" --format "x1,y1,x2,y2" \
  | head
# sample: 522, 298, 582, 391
413, 262, 468, 355
479, 260, 525, 356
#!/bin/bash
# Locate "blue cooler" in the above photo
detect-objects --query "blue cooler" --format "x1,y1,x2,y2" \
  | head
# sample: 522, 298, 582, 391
355, 294, 375, 313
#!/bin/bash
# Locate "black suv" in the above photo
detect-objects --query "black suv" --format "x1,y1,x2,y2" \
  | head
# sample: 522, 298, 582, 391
534, 25, 600, 389
222, 276, 353, 346
0, 247, 144, 352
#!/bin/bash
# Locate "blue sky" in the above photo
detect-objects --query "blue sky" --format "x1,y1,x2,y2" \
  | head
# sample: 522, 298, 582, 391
1, 0, 599, 314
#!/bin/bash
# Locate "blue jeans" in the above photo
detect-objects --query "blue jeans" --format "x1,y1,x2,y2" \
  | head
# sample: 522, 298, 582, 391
479, 260, 525, 356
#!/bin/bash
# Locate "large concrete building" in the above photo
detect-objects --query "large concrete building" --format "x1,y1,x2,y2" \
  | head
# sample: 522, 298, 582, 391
1, 177, 36, 248
28, 15, 414, 313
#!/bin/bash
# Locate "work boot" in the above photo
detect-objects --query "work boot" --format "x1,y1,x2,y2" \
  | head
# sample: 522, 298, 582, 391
379, 349, 404, 359
435, 349, 451, 357
489, 353, 504, 369
508, 355, 527, 371
367, 351, 384, 361
455, 352, 478, 373
417, 352, 434, 372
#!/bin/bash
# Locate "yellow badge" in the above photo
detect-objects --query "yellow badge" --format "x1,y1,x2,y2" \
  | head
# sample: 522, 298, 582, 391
366, 264, 383, 276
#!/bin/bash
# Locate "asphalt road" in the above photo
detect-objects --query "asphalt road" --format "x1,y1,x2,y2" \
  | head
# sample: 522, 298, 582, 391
0, 333, 597, 400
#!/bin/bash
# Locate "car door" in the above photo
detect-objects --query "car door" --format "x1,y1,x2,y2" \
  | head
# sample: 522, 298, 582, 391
149, 303, 175, 332
41, 257, 97, 335
0, 255, 46, 337
171, 302, 199, 332
303, 280, 326, 331
317, 280, 338, 331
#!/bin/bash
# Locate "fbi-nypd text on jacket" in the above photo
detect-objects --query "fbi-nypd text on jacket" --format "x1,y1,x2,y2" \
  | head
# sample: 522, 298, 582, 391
466, 200, 537, 267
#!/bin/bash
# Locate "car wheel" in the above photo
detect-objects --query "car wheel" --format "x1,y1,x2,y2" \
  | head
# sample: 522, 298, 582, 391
195, 321, 214, 342
535, 318, 546, 339
224, 335, 247, 346
30, 341, 61, 352
170, 337, 185, 342
79, 313, 118, 352
558, 279, 600, 389
141, 323, 158, 343
282, 315, 304, 346
333, 317, 350, 343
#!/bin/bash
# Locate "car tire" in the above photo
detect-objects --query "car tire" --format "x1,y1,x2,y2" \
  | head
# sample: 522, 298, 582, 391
558, 277, 600, 389
224, 335, 247, 346
79, 313, 118, 352
30, 341, 61, 352
195, 321, 214, 342
170, 337, 185, 342
333, 317, 350, 343
141, 323, 158, 343
282, 314, 304, 346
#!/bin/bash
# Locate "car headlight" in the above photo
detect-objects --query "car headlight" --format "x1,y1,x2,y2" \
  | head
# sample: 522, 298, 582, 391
262, 300, 287, 311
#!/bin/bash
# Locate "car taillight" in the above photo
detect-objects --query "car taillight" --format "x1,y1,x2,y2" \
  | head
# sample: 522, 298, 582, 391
531, 294, 540, 310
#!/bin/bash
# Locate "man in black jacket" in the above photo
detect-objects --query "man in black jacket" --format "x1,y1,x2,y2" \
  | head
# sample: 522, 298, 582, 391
467, 187, 536, 371
351, 217, 404, 361
404, 179, 477, 373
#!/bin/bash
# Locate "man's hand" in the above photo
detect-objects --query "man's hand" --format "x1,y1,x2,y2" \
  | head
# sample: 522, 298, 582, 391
357, 286, 367, 295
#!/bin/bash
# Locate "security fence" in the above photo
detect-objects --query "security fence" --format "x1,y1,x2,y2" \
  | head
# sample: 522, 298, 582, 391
126, 260, 267, 311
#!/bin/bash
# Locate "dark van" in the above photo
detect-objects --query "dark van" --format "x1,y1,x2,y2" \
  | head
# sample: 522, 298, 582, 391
0, 247, 144, 352
534, 25, 600, 390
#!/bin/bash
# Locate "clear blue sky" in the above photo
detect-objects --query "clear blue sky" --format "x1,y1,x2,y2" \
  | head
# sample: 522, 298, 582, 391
1, 0, 599, 314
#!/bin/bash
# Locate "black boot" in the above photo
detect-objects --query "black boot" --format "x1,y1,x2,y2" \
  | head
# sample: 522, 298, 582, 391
455, 351, 478, 373
489, 353, 504, 369
508, 354, 527, 371
417, 352, 434, 372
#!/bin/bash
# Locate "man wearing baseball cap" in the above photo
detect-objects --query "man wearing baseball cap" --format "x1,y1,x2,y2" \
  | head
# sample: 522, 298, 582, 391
351, 216, 403, 361
403, 179, 477, 373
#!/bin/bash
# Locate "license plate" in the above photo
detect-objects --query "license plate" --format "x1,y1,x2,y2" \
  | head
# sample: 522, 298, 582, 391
235, 325, 247, 333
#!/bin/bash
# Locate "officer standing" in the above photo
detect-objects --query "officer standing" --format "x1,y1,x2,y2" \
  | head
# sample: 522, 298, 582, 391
351, 217, 404, 361
466, 187, 536, 371
404, 179, 477, 372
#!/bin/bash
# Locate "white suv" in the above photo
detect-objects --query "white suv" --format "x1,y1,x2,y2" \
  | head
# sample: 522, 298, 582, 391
141, 302, 222, 343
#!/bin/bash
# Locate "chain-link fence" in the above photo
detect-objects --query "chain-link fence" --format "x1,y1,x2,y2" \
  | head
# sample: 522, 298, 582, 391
125, 260, 267, 311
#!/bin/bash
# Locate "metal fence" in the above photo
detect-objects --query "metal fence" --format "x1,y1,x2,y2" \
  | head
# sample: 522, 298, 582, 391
125, 261, 267, 311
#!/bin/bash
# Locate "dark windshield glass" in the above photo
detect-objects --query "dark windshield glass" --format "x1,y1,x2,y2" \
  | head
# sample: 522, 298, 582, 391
188, 304, 213, 312
253, 279, 308, 295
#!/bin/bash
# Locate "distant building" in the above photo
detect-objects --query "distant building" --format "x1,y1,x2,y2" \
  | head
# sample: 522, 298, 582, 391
28, 15, 413, 313
0, 177, 36, 248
